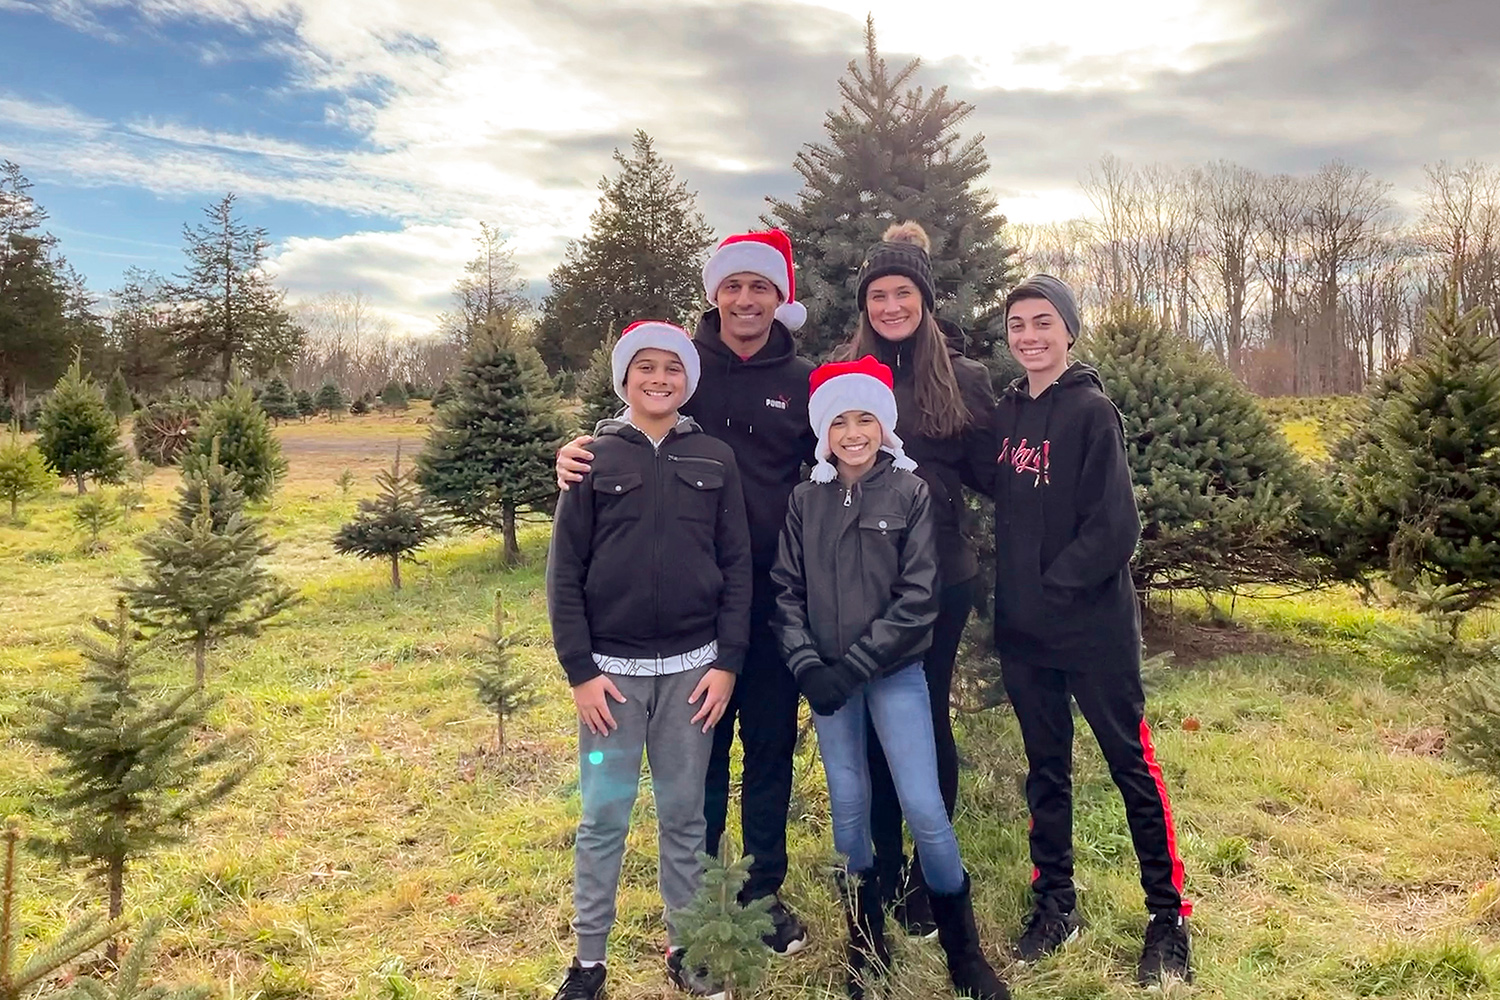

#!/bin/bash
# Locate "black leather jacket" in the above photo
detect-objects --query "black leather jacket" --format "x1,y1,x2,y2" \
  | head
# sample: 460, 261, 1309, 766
770, 454, 939, 683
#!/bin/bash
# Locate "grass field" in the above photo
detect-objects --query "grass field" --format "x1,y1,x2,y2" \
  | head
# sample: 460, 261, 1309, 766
2, 408, 1499, 1000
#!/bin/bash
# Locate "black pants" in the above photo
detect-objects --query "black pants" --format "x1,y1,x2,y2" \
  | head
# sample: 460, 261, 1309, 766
704, 616, 801, 901
1001, 657, 1187, 916
868, 578, 974, 886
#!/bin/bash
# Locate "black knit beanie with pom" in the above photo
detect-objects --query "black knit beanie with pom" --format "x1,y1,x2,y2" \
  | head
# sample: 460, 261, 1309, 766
856, 223, 936, 311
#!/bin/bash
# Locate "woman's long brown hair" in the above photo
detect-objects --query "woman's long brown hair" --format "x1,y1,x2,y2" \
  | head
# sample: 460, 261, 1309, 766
846, 307, 971, 440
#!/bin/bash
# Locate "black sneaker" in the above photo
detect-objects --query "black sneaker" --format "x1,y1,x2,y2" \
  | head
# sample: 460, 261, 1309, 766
1137, 912, 1193, 987
552, 958, 606, 1000
762, 897, 810, 956
666, 948, 726, 999
1012, 898, 1082, 963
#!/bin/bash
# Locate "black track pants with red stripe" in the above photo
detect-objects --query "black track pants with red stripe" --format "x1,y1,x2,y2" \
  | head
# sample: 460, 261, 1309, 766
1000, 657, 1188, 916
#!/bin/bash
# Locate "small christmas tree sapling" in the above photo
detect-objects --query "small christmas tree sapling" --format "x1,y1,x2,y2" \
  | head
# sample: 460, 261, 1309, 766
124, 473, 300, 688
37, 351, 128, 495
1, 819, 125, 1000
26, 602, 250, 957
334, 468, 356, 500
676, 834, 774, 998
57, 916, 209, 1000
314, 381, 346, 420
332, 446, 444, 590
104, 370, 133, 421
72, 491, 121, 555
379, 380, 408, 414
257, 376, 298, 425
469, 592, 540, 758
294, 389, 316, 423
0, 423, 52, 521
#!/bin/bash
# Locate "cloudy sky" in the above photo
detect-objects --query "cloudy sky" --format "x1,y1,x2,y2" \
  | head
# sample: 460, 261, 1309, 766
3, 0, 1499, 337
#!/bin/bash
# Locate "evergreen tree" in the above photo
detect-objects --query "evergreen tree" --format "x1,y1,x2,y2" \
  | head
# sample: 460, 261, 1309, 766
416, 325, 564, 567
123, 474, 299, 687
469, 592, 539, 757
37, 352, 127, 494
676, 834, 774, 997
26, 602, 250, 947
766, 19, 1016, 361
575, 339, 623, 432
1336, 295, 1500, 610
104, 369, 132, 420
105, 267, 175, 397
0, 161, 76, 407
294, 389, 316, 422
431, 380, 454, 410
168, 194, 301, 390
379, 379, 408, 413
176, 437, 249, 531
57, 916, 209, 1000
72, 491, 120, 555
534, 131, 715, 372
131, 396, 200, 467
0, 423, 52, 520
257, 375, 297, 424
444, 222, 529, 345
314, 380, 346, 419
1449, 657, 1500, 782
332, 446, 445, 590
0, 820, 125, 1000
184, 382, 286, 502
334, 468, 355, 500
1084, 303, 1327, 596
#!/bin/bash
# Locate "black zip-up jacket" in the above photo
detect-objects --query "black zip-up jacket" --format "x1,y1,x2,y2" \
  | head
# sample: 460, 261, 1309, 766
992, 363, 1142, 670
864, 319, 997, 586
547, 416, 753, 686
770, 454, 939, 683
683, 310, 818, 613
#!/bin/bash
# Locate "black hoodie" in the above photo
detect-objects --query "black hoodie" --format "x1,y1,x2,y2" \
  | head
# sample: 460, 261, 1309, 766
865, 319, 997, 587
684, 310, 818, 612
992, 362, 1142, 670
547, 416, 752, 686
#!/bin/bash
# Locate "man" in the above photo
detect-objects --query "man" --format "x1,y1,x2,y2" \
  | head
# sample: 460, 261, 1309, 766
557, 229, 816, 956
992, 274, 1192, 986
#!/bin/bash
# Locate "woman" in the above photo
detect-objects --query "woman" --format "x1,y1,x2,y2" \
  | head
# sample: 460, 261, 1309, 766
840, 221, 998, 935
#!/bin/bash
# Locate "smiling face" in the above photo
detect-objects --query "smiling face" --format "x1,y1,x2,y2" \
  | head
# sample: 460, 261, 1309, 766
714, 272, 782, 350
623, 348, 687, 418
1006, 294, 1072, 388
828, 409, 882, 477
864, 274, 923, 342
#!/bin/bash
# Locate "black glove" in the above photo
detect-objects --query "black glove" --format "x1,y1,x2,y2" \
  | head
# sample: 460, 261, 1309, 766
798, 659, 864, 716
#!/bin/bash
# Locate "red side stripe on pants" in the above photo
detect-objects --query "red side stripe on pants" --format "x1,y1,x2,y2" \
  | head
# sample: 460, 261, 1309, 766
1139, 718, 1191, 916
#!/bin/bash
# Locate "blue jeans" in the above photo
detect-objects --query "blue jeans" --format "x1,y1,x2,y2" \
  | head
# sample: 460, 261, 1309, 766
812, 662, 965, 895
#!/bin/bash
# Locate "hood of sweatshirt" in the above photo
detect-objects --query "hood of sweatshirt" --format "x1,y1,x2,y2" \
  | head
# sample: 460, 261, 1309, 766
694, 309, 799, 368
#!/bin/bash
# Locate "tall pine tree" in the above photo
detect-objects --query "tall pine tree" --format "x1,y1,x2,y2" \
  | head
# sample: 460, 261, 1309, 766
27, 601, 249, 952
766, 19, 1015, 360
37, 351, 127, 494
0, 161, 79, 406
332, 445, 445, 590
416, 323, 564, 567
535, 132, 715, 372
169, 194, 301, 390
1337, 294, 1500, 609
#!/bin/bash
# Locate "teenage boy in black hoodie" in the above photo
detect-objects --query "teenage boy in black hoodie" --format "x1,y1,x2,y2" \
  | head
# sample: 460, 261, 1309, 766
557, 230, 818, 955
994, 275, 1192, 987
547, 320, 752, 1000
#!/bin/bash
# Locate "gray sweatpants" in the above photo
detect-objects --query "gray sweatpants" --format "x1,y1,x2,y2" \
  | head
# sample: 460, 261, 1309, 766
572, 664, 715, 962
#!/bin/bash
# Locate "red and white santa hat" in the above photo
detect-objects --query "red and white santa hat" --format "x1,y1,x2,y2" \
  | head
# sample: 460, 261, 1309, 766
611, 320, 700, 403
701, 228, 807, 331
807, 355, 917, 483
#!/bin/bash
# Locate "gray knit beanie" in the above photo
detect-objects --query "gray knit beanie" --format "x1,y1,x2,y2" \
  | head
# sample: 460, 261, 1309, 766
856, 240, 936, 311
1004, 273, 1081, 344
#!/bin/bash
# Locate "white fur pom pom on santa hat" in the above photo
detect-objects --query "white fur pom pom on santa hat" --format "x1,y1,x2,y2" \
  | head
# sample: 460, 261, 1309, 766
701, 228, 807, 331
807, 355, 917, 483
610, 320, 700, 403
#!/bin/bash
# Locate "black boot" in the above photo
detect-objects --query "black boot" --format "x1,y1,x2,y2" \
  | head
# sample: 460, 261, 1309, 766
929, 874, 1010, 1000
836, 868, 891, 999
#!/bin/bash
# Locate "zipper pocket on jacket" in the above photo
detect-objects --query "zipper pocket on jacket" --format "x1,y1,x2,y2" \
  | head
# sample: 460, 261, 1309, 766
667, 453, 726, 470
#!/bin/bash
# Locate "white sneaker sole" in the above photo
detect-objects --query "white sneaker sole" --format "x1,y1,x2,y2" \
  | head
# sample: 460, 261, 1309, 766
773, 934, 809, 957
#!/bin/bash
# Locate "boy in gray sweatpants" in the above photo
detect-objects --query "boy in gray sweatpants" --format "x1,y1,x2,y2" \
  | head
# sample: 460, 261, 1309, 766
546, 320, 753, 1000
